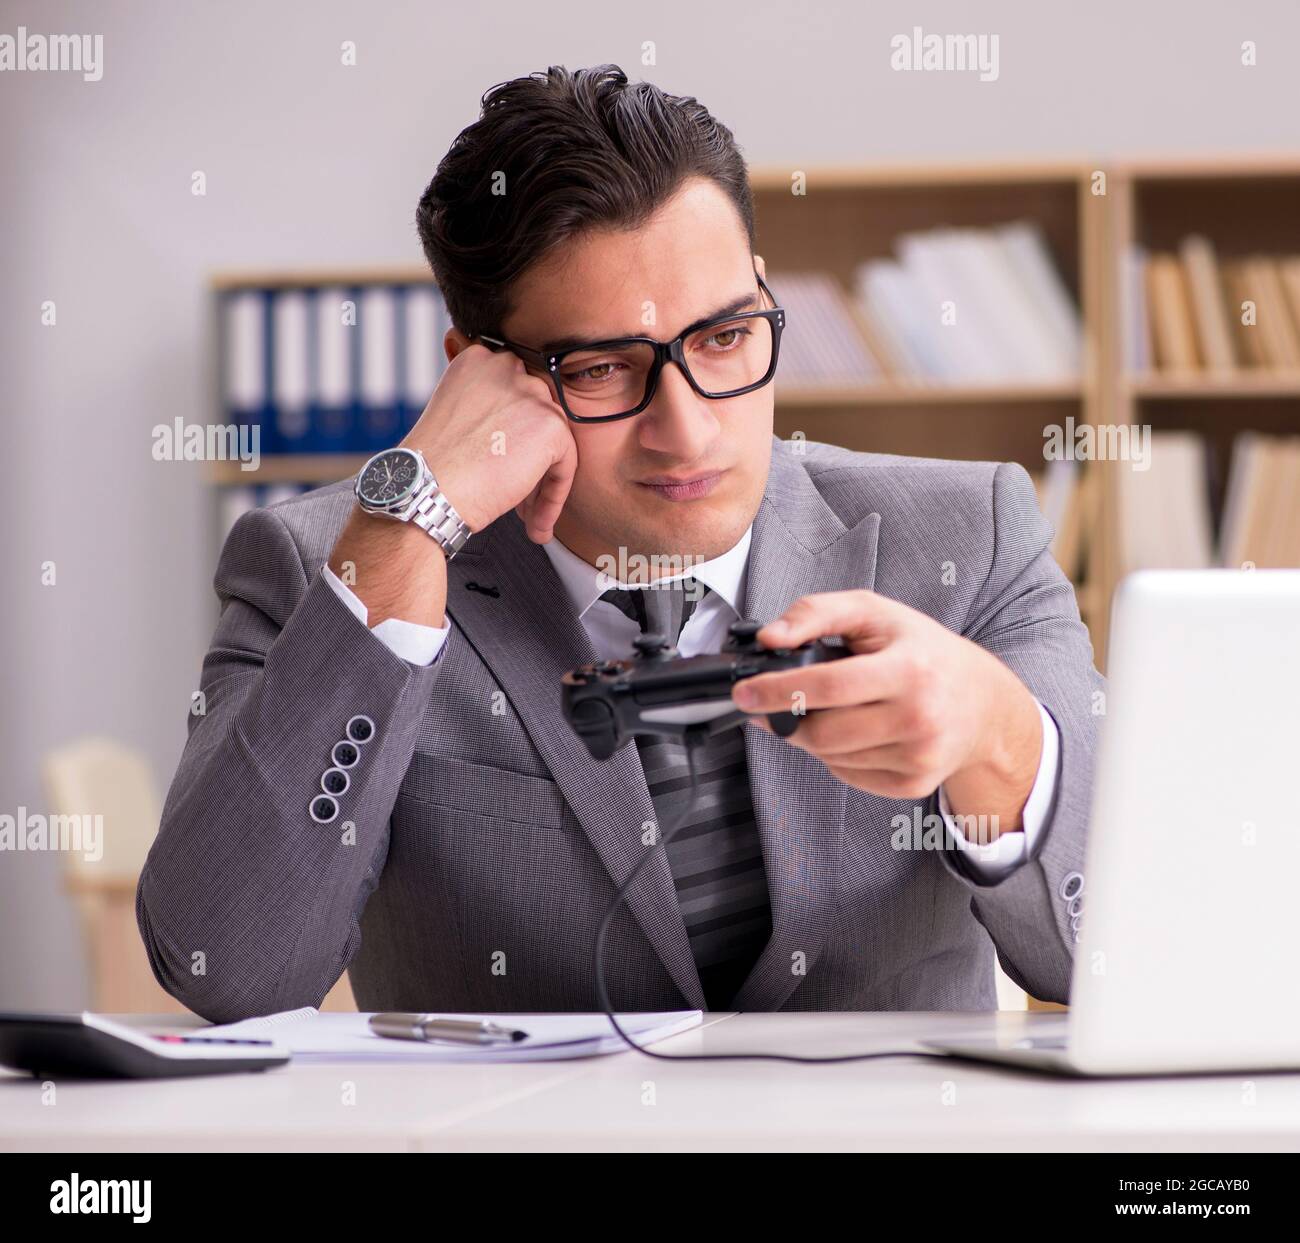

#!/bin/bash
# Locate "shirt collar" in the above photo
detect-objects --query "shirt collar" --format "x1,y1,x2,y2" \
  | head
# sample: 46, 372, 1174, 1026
540, 525, 752, 622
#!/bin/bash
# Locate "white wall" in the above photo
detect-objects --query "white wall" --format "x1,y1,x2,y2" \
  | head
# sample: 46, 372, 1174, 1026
3, 0, 1297, 1007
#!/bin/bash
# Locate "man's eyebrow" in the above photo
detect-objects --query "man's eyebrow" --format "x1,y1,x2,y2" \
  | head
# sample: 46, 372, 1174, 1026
543, 291, 760, 354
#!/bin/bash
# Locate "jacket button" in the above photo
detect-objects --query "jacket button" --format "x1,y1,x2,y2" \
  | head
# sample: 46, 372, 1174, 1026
1059, 871, 1084, 901
309, 795, 338, 824
321, 767, 350, 796
346, 715, 375, 744
332, 740, 360, 769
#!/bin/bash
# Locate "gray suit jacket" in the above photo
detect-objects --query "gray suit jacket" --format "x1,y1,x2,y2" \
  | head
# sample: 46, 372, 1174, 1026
138, 437, 1103, 1023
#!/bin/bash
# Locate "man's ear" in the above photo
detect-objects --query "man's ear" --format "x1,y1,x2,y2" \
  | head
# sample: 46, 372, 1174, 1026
754, 253, 767, 281
444, 327, 473, 364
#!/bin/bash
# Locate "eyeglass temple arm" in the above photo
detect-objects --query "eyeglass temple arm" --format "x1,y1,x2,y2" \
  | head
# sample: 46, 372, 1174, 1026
476, 334, 549, 366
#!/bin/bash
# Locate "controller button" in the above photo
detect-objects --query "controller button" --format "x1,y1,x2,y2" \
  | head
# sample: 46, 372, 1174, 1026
594, 660, 621, 675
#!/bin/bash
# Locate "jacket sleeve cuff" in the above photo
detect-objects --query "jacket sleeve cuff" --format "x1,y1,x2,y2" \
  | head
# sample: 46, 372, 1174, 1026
321, 561, 450, 667
936, 699, 1060, 880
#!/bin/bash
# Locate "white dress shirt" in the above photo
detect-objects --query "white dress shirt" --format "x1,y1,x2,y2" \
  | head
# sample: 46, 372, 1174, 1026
322, 525, 1059, 878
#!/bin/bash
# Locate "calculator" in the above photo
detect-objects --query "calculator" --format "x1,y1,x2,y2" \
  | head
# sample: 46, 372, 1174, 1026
0, 1011, 291, 1079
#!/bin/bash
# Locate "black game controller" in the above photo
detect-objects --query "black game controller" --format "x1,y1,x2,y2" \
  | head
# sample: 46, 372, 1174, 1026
562, 618, 850, 760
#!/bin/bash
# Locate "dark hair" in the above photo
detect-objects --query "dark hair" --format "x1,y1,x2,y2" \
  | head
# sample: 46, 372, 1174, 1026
415, 64, 755, 340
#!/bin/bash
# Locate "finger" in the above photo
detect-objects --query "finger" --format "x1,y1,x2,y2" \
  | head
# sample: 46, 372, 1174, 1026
524, 422, 578, 542
732, 649, 907, 714
775, 701, 911, 756
761, 589, 902, 652
516, 481, 541, 538
814, 741, 936, 774
528, 445, 578, 542
823, 764, 939, 801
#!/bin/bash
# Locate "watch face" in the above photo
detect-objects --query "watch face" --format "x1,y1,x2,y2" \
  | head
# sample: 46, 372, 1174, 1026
358, 449, 421, 507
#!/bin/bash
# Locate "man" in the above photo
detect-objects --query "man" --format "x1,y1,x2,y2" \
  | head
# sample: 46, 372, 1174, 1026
138, 64, 1103, 1024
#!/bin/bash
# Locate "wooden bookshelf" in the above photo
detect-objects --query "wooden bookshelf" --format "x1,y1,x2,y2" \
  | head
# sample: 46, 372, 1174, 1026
748, 162, 1107, 660
1094, 157, 1300, 663
209, 155, 1300, 673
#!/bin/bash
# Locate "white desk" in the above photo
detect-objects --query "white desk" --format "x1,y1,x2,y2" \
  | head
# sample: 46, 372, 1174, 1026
4, 1012, 1299, 1152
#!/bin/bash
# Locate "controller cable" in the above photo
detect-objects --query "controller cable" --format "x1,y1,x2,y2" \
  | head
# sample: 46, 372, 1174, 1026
593, 723, 953, 1066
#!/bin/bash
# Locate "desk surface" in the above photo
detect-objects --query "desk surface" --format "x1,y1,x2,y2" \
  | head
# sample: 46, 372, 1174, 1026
3, 1012, 1298, 1152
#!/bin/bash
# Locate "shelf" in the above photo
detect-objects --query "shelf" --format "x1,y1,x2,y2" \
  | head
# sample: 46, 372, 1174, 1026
208, 455, 366, 485
777, 382, 1084, 406
1125, 372, 1300, 399
204, 156, 1300, 678
748, 161, 1087, 191
210, 267, 432, 291
1111, 154, 1300, 181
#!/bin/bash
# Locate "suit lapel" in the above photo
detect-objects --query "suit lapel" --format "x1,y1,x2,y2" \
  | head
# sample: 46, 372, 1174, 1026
443, 437, 881, 1014
444, 516, 707, 1011
731, 441, 881, 1011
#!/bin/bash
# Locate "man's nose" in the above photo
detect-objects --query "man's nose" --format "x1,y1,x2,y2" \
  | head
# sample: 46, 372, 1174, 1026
637, 360, 717, 457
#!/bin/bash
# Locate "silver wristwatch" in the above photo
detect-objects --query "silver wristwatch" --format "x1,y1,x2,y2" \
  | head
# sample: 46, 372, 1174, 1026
354, 446, 473, 560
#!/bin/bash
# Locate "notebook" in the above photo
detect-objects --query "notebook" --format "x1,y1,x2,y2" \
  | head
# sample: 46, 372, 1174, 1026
200, 1009, 703, 1063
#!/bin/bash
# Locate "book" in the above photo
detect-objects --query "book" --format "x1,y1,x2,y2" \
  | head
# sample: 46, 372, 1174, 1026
1248, 257, 1300, 369
767, 271, 881, 387
856, 258, 954, 380
1114, 431, 1213, 573
993, 222, 1083, 376
1221, 261, 1270, 368
271, 291, 311, 451
1179, 235, 1236, 373
1146, 254, 1201, 373
403, 283, 444, 429
221, 290, 269, 452
1031, 458, 1083, 578
957, 228, 1077, 379
313, 285, 355, 450
1279, 258, 1300, 350
359, 285, 401, 450
895, 230, 1001, 381
1120, 246, 1152, 375
852, 221, 1082, 385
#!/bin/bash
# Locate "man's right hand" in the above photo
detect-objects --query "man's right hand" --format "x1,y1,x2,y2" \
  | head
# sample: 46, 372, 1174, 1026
326, 342, 578, 629
406, 342, 579, 543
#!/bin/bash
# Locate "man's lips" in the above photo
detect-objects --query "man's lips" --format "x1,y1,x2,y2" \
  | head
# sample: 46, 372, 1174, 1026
636, 469, 727, 501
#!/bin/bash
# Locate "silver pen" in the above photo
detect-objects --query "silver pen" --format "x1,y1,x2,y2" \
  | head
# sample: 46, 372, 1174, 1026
369, 1013, 529, 1045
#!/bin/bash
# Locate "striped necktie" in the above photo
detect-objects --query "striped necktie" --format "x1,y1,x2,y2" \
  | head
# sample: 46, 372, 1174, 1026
598, 580, 773, 1010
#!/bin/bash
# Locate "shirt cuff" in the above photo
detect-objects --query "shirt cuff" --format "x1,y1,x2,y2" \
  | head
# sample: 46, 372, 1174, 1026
321, 562, 450, 667
936, 700, 1060, 879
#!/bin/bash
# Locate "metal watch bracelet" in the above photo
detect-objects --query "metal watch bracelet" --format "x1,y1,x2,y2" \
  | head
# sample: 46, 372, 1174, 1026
410, 479, 473, 560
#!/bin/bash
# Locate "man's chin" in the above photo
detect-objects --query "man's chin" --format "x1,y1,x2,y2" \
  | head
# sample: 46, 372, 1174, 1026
618, 506, 752, 565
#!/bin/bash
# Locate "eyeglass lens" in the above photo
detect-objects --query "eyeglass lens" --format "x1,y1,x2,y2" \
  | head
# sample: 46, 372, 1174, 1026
557, 314, 776, 419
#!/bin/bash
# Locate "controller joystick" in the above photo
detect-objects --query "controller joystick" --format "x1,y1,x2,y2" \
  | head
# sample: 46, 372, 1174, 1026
725, 619, 763, 650
632, 633, 673, 660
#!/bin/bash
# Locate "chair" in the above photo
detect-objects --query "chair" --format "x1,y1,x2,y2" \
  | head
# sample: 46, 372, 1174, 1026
42, 737, 356, 1013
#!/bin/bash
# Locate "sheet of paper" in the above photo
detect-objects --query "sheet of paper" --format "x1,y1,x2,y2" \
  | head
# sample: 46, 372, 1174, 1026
198, 1010, 703, 1062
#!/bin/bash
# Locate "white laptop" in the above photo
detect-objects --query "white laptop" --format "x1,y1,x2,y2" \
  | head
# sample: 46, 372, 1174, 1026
927, 569, 1300, 1076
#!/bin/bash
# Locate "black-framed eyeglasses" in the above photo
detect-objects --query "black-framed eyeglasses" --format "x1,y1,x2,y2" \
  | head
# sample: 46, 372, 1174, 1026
478, 273, 785, 424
